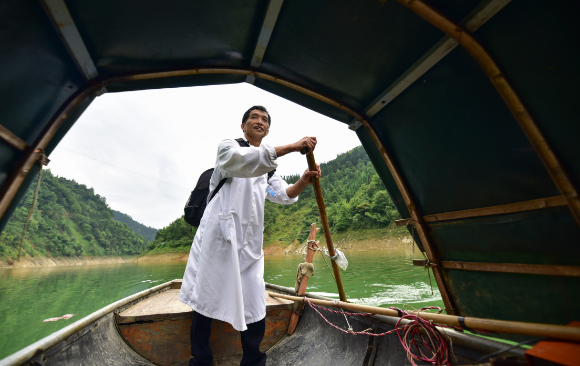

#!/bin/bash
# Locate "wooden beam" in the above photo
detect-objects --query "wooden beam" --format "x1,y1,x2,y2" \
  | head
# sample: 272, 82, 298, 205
395, 0, 580, 228
396, 195, 567, 225
441, 261, 580, 277
246, 0, 285, 84
0, 124, 28, 151
424, 196, 566, 222
40, 0, 99, 80
349, 0, 511, 129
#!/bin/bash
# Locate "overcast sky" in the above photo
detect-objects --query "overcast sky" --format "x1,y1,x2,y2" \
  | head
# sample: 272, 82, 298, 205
46, 83, 362, 229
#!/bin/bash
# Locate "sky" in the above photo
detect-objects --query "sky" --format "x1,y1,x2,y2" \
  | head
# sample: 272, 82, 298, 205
46, 83, 362, 229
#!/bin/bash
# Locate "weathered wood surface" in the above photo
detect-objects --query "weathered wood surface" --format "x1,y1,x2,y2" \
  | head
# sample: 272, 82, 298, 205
395, 195, 567, 226
117, 289, 191, 324
412, 259, 580, 277
287, 223, 319, 335
117, 289, 293, 366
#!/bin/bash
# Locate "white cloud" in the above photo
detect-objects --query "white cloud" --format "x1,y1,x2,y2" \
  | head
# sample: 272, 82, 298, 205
47, 83, 361, 229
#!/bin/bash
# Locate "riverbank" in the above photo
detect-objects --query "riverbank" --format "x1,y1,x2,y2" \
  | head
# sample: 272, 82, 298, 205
266, 233, 413, 255
137, 227, 415, 261
1, 228, 415, 266
133, 251, 189, 263
0, 255, 136, 269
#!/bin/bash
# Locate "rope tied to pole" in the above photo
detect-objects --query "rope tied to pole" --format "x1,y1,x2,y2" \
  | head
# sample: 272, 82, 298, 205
316, 247, 337, 283
17, 150, 50, 262
420, 252, 440, 296
404, 219, 440, 296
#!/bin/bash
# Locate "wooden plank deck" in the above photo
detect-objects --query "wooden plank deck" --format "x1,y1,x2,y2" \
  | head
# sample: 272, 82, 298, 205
117, 284, 294, 366
118, 283, 293, 324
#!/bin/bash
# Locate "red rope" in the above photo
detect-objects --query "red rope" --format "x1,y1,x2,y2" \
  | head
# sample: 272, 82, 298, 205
305, 299, 452, 365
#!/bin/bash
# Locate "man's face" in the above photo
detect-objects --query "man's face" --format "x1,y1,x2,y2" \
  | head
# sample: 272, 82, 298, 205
242, 109, 270, 140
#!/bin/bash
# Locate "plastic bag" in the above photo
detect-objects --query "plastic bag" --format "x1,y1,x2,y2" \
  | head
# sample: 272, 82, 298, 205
324, 248, 348, 271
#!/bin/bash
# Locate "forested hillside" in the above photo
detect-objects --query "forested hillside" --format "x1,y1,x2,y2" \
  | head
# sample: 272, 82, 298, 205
147, 217, 196, 252
265, 146, 400, 244
0, 170, 149, 260
113, 210, 158, 241
146, 146, 402, 253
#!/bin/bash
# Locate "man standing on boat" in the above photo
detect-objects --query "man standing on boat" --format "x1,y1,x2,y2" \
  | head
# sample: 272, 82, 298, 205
179, 105, 321, 366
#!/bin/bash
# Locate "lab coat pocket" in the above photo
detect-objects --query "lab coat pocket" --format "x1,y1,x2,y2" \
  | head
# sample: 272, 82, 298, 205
218, 213, 236, 245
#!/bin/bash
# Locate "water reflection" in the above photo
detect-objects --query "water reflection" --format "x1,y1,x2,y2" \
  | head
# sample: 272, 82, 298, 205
0, 248, 442, 359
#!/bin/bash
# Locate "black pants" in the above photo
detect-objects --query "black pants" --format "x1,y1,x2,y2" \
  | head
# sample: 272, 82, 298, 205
190, 312, 267, 366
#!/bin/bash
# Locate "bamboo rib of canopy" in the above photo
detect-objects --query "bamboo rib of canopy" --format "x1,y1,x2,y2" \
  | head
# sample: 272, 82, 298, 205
395, 0, 580, 228
267, 292, 580, 342
395, 195, 567, 225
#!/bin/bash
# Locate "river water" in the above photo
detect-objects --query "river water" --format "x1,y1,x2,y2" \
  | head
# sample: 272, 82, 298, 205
0, 248, 441, 359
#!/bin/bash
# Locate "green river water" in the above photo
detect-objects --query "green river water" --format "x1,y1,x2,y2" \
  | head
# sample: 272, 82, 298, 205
0, 248, 441, 359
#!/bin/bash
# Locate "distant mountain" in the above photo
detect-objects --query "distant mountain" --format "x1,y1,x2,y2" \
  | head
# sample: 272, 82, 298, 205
0, 170, 149, 259
113, 211, 158, 241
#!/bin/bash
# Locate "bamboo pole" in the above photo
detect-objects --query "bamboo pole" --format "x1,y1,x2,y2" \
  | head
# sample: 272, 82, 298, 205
304, 152, 347, 302
268, 292, 580, 342
396, 195, 567, 225
17, 169, 43, 261
287, 223, 319, 335
0, 123, 28, 151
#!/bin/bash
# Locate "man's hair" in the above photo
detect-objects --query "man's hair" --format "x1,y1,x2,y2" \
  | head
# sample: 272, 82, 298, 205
242, 105, 271, 126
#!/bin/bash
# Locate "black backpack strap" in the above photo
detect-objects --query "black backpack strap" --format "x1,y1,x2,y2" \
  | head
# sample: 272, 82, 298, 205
268, 169, 276, 181
235, 138, 250, 147
209, 177, 228, 203
208, 139, 249, 203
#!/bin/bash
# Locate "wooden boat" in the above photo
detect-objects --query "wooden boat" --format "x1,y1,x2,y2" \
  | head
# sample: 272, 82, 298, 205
0, 280, 532, 366
1, 0, 579, 364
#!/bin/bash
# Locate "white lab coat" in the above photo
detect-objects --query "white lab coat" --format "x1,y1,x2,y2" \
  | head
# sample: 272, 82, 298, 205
179, 139, 298, 331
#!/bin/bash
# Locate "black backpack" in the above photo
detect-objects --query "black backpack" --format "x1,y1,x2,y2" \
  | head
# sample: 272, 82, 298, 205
184, 138, 276, 227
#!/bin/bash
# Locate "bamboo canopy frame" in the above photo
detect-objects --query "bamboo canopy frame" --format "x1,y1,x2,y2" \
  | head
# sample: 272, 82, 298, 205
0, 0, 579, 339
395, 0, 580, 226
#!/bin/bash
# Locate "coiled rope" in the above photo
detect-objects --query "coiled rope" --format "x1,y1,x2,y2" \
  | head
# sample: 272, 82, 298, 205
305, 298, 452, 365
